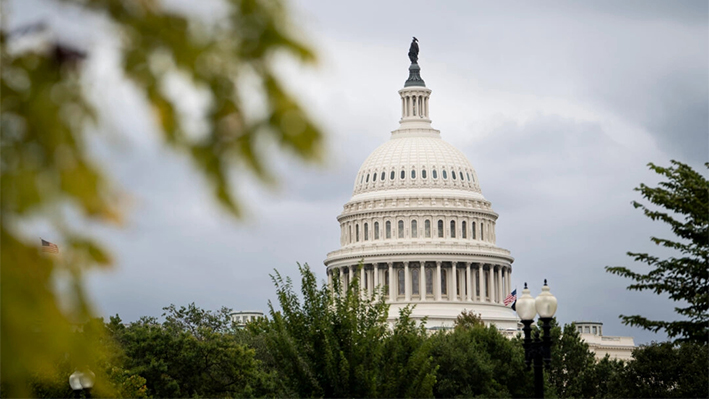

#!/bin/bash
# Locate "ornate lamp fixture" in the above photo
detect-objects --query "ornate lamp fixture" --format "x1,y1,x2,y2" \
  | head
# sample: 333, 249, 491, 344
516, 280, 558, 398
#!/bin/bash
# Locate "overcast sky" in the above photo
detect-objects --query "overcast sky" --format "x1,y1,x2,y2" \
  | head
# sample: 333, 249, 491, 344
10, 0, 708, 344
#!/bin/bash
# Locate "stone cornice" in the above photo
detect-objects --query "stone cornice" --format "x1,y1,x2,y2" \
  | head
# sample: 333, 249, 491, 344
324, 243, 514, 266
338, 208, 498, 222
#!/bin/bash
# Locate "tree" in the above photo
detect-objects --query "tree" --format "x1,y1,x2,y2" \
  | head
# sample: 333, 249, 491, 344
110, 304, 271, 398
1, 0, 322, 395
610, 341, 708, 398
429, 321, 531, 398
253, 263, 437, 398
548, 322, 601, 398
606, 161, 709, 344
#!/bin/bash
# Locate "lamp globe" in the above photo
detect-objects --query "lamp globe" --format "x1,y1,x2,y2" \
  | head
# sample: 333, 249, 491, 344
535, 279, 558, 318
69, 370, 83, 390
516, 282, 537, 321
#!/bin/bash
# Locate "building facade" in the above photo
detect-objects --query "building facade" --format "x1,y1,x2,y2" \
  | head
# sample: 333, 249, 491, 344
230, 311, 264, 328
324, 47, 519, 330
574, 321, 636, 361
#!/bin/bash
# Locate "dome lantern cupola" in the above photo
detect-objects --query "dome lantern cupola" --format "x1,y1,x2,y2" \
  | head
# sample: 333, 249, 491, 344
399, 37, 433, 129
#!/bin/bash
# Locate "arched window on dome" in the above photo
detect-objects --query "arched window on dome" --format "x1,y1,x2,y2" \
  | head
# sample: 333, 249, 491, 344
381, 171, 385, 181
400, 170, 405, 180
481, 223, 484, 241
372, 172, 377, 182
452, 170, 456, 180
467, 172, 471, 181
412, 268, 419, 295
462, 221, 467, 239
365, 174, 369, 183
398, 220, 404, 238
356, 224, 360, 242
349, 225, 352, 243
374, 222, 380, 240
390, 171, 395, 180
450, 220, 456, 238
426, 267, 433, 295
411, 220, 417, 238
360, 174, 364, 183
441, 269, 448, 295
442, 170, 448, 179
459, 171, 464, 181
364, 223, 369, 240
432, 169, 438, 179
386, 221, 391, 239
425, 220, 431, 237
422, 169, 427, 179
398, 269, 405, 296
472, 221, 477, 239
411, 169, 416, 179
412, 96, 416, 116
438, 220, 444, 238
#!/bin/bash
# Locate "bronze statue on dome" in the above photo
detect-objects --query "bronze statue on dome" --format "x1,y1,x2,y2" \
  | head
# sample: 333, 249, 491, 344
408, 37, 419, 64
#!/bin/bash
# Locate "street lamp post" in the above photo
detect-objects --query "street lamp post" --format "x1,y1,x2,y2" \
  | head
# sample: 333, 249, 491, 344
69, 369, 95, 398
516, 280, 558, 399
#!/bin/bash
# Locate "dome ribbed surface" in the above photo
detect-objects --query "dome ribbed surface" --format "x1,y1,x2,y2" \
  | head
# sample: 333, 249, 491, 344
352, 133, 480, 195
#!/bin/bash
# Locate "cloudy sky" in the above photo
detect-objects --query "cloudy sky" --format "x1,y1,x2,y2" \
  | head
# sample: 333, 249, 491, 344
10, 0, 708, 344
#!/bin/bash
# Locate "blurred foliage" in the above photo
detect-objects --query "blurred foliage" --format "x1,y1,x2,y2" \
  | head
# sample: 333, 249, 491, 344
605, 161, 709, 344
1, 0, 321, 396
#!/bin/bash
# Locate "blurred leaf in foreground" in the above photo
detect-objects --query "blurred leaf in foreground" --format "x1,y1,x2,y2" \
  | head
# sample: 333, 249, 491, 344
1, 0, 322, 396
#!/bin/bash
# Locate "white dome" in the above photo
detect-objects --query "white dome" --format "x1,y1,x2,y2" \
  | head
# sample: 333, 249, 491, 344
324, 53, 518, 331
351, 131, 485, 204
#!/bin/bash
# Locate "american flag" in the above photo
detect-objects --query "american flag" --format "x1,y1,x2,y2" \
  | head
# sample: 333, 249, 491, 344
41, 238, 59, 254
504, 289, 517, 307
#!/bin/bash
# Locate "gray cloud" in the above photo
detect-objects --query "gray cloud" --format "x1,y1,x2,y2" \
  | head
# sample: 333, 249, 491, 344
10, 0, 707, 344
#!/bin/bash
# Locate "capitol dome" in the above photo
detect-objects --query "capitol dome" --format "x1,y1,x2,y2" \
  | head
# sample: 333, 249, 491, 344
324, 41, 519, 331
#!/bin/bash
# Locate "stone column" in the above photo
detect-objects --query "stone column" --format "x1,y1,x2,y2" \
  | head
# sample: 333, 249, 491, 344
388, 262, 394, 301
360, 265, 365, 294
471, 263, 478, 301
340, 266, 346, 295
487, 265, 494, 302
494, 266, 499, 303
466, 262, 471, 301
404, 261, 411, 302
451, 262, 458, 301
501, 267, 507, 300
373, 264, 379, 292
419, 262, 426, 301
481, 265, 488, 302
507, 267, 512, 296
435, 261, 442, 301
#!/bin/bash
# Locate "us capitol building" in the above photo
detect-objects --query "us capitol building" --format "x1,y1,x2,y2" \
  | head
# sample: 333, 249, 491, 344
324, 40, 519, 331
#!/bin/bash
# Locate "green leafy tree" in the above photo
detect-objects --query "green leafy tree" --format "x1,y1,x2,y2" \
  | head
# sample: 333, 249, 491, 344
110, 304, 271, 398
253, 263, 437, 398
378, 307, 437, 398
547, 322, 600, 398
606, 161, 709, 344
430, 321, 530, 398
1, 0, 322, 395
610, 341, 708, 398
